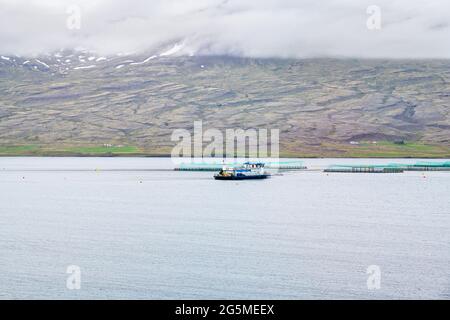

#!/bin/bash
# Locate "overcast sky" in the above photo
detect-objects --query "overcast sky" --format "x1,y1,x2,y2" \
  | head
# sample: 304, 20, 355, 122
1, 0, 449, 58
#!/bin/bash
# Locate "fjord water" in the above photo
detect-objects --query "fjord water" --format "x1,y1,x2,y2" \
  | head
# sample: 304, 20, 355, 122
0, 157, 449, 299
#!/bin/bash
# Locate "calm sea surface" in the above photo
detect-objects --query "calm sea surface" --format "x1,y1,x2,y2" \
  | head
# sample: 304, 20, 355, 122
0, 157, 449, 299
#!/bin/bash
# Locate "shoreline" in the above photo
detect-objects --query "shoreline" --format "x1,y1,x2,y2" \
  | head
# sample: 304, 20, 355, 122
1, 154, 449, 159
1, 141, 450, 158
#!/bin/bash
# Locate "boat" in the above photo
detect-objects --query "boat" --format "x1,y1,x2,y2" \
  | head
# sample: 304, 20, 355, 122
214, 162, 270, 180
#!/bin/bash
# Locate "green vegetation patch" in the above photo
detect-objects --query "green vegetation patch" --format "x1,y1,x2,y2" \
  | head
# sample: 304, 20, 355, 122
0, 144, 142, 156
342, 141, 450, 158
0, 141, 449, 158
60, 145, 140, 154
0, 145, 40, 154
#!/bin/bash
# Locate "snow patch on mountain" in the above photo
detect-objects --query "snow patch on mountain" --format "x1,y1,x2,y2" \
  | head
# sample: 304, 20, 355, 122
160, 43, 184, 57
35, 59, 49, 68
73, 65, 96, 70
130, 55, 157, 65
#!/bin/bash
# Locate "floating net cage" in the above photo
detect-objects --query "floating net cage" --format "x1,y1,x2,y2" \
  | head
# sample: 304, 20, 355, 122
394, 161, 450, 171
326, 161, 450, 173
324, 164, 404, 173
176, 160, 306, 171
409, 161, 450, 168
176, 162, 224, 171
327, 164, 403, 169
264, 160, 306, 169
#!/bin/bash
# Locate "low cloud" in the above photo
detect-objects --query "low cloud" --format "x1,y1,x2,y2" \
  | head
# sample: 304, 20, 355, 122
0, 0, 449, 58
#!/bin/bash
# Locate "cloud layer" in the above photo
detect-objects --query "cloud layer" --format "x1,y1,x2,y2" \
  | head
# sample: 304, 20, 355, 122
1, 0, 449, 58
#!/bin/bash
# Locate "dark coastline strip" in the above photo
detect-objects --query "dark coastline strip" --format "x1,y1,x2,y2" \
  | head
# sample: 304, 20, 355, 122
0, 169, 175, 172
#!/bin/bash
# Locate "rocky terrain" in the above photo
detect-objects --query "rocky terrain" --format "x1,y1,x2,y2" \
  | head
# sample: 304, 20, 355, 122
1, 48, 449, 157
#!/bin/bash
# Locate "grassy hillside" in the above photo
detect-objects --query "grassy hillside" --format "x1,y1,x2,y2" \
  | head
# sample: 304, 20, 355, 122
1, 55, 449, 157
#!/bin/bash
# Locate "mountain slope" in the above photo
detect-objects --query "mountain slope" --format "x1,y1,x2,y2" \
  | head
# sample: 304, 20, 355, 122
1, 52, 450, 157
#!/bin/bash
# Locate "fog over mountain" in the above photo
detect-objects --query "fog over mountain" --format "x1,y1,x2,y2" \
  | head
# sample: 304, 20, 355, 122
1, 0, 450, 58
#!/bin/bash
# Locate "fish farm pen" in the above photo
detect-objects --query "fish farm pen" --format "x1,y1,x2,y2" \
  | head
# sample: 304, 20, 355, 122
324, 161, 450, 173
174, 163, 223, 171
266, 161, 307, 170
174, 160, 449, 173
401, 161, 450, 171
174, 160, 307, 171
324, 165, 404, 173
